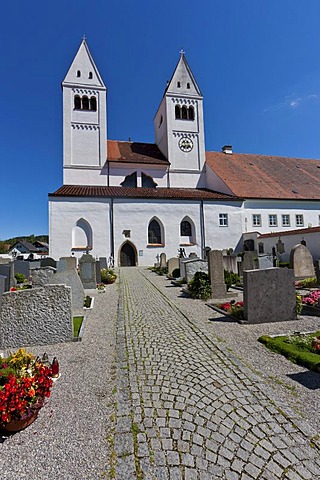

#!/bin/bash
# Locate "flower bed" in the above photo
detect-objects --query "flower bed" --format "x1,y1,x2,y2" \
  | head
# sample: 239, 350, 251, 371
216, 300, 245, 320
0, 349, 54, 429
259, 331, 320, 372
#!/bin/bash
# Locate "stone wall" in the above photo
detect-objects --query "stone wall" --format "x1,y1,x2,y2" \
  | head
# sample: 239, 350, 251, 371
0, 285, 73, 348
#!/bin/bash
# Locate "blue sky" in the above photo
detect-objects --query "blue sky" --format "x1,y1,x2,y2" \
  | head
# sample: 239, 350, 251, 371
1, 1, 320, 239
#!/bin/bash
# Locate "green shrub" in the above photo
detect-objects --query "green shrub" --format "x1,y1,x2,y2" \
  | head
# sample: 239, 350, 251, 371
188, 272, 212, 300
296, 277, 318, 288
295, 294, 303, 315
100, 268, 117, 284
14, 272, 26, 284
258, 332, 320, 372
279, 262, 290, 268
224, 270, 240, 291
171, 268, 180, 278
84, 295, 92, 308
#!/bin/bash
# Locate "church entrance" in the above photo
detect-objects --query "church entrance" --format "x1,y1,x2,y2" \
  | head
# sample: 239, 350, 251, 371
119, 242, 137, 267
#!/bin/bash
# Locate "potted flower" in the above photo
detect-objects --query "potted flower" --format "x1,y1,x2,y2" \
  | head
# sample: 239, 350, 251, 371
0, 348, 54, 432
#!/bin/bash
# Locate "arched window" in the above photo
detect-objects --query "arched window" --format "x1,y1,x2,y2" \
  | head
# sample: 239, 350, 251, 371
77, 70, 81, 77
90, 96, 97, 111
177, 81, 181, 88
148, 219, 162, 244
175, 105, 181, 119
142, 172, 157, 188
181, 106, 188, 119
89, 72, 93, 79
188, 106, 194, 120
187, 82, 190, 89
72, 218, 93, 250
180, 220, 192, 236
82, 96, 89, 110
74, 95, 81, 110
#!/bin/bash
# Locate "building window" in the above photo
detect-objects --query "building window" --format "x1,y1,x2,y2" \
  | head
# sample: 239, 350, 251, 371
180, 220, 192, 236
77, 70, 81, 77
148, 219, 162, 244
187, 82, 190, 89
269, 214, 277, 227
219, 214, 228, 227
89, 72, 93, 79
188, 106, 194, 121
296, 214, 304, 227
90, 96, 97, 111
177, 81, 181, 88
121, 172, 137, 187
282, 214, 290, 227
175, 105, 195, 121
258, 242, 264, 254
252, 214, 261, 227
82, 96, 89, 110
142, 172, 157, 188
74, 95, 81, 110
181, 106, 188, 119
175, 105, 181, 119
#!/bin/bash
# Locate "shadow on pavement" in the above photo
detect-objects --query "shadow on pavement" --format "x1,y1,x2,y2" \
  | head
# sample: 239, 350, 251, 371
287, 371, 320, 390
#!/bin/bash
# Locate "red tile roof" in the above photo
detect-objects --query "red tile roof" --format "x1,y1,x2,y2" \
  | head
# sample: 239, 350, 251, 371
258, 226, 320, 238
49, 185, 239, 201
206, 151, 320, 200
107, 140, 170, 165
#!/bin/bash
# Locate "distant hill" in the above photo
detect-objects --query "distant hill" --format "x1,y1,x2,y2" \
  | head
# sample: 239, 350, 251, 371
0, 235, 49, 254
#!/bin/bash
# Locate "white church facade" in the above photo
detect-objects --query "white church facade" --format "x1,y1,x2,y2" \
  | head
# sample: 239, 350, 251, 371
49, 40, 320, 266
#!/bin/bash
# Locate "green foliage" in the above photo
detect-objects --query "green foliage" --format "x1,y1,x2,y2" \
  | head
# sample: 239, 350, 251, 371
100, 268, 117, 284
151, 266, 168, 276
224, 270, 240, 291
14, 273, 26, 284
295, 294, 303, 315
0, 235, 49, 254
171, 268, 180, 278
83, 295, 92, 308
279, 262, 290, 268
73, 316, 83, 337
296, 277, 318, 288
188, 272, 212, 300
258, 331, 320, 372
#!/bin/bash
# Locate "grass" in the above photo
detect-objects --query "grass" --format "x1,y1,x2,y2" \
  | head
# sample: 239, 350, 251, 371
73, 316, 84, 337
259, 331, 320, 372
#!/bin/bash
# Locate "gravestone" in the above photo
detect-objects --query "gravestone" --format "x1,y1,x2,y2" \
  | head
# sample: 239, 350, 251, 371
51, 256, 85, 310
0, 263, 15, 291
189, 252, 197, 259
160, 253, 167, 269
0, 285, 73, 348
99, 257, 108, 269
185, 259, 208, 283
290, 244, 315, 279
208, 250, 227, 298
243, 251, 258, 271
0, 275, 6, 308
180, 257, 196, 281
277, 239, 285, 254
13, 260, 30, 279
40, 257, 57, 268
31, 266, 56, 287
315, 260, 320, 285
223, 255, 237, 273
167, 257, 180, 276
243, 268, 296, 324
258, 255, 274, 270
95, 260, 101, 284
79, 254, 97, 289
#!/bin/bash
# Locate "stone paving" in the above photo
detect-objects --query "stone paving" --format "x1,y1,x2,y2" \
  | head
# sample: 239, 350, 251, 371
115, 268, 320, 480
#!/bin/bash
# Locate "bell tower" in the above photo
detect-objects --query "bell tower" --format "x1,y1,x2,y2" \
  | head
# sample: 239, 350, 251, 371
154, 51, 206, 188
62, 39, 107, 185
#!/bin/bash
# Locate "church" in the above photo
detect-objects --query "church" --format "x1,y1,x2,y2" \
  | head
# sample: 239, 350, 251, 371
49, 40, 320, 266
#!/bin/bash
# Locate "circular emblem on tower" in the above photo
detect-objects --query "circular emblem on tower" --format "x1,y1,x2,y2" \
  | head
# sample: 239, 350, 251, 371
178, 137, 193, 152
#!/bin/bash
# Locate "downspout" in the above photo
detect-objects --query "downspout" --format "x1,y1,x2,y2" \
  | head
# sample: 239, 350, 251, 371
110, 198, 114, 260
200, 200, 205, 258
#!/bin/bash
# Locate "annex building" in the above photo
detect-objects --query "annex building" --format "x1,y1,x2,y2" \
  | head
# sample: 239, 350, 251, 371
49, 40, 320, 266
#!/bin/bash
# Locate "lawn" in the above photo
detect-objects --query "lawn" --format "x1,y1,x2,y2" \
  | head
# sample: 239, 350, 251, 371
258, 331, 320, 372
73, 316, 84, 338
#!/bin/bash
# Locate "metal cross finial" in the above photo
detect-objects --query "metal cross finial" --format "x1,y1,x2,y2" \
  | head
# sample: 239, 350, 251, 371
82, 34, 87, 41
180, 49, 185, 55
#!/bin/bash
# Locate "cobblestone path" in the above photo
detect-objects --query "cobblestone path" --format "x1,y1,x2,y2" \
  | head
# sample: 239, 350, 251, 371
115, 268, 320, 479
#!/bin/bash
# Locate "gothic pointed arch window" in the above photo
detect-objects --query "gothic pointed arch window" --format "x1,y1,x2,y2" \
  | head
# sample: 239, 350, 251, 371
82, 96, 89, 110
180, 216, 195, 245
148, 218, 164, 245
175, 105, 181, 119
74, 95, 81, 110
90, 96, 97, 111
72, 218, 93, 250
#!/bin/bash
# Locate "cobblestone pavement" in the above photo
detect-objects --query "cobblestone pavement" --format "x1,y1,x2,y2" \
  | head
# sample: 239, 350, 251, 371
115, 268, 320, 480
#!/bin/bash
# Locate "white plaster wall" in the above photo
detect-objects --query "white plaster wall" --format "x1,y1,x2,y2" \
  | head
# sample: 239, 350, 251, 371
108, 165, 168, 187
49, 197, 111, 260
204, 201, 244, 252
154, 99, 168, 159
205, 165, 234, 194
243, 199, 320, 234
63, 166, 107, 185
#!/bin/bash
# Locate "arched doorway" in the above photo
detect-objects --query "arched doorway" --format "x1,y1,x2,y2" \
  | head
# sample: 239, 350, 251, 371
120, 242, 136, 266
